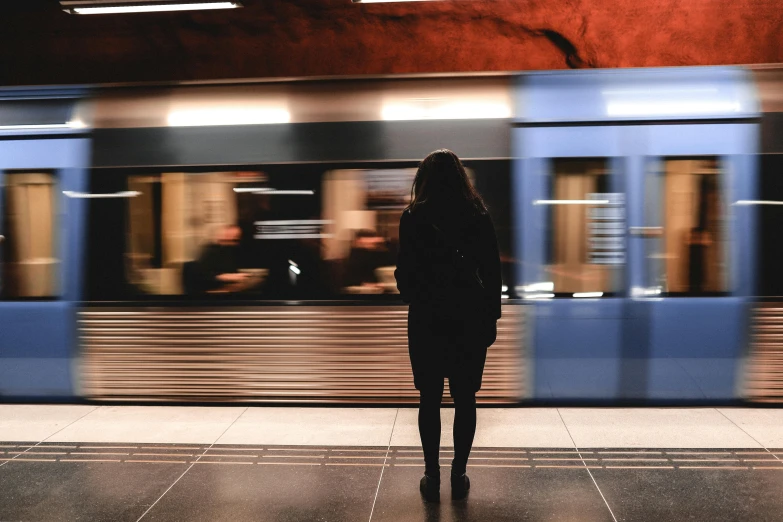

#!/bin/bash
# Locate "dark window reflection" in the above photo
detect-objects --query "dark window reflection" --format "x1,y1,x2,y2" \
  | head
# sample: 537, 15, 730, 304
84, 161, 513, 301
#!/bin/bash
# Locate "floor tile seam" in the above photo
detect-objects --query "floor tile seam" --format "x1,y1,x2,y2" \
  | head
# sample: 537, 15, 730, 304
556, 408, 618, 522
368, 408, 399, 522
714, 408, 781, 463
0, 406, 100, 469
135, 406, 249, 522
211, 405, 263, 446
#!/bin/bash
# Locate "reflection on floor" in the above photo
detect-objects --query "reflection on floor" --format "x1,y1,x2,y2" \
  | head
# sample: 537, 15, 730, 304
1, 443, 783, 522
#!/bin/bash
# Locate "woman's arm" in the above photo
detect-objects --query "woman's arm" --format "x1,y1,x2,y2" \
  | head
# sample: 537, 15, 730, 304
394, 210, 415, 303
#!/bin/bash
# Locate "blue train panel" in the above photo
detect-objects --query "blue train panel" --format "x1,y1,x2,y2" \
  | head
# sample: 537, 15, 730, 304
0, 135, 89, 399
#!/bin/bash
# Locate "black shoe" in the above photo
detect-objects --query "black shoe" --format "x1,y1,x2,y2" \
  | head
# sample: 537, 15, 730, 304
451, 472, 470, 500
419, 474, 440, 502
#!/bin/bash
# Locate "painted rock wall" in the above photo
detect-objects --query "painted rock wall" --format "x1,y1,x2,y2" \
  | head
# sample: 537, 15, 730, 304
0, 0, 781, 85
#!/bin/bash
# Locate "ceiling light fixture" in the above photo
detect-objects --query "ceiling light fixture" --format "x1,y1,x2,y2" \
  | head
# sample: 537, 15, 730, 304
352, 0, 440, 3
62, 1, 241, 15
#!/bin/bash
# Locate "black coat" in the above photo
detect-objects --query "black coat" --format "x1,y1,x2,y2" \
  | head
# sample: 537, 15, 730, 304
394, 207, 502, 393
394, 208, 501, 321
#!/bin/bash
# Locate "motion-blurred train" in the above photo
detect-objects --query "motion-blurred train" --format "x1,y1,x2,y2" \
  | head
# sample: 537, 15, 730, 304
1, 65, 782, 404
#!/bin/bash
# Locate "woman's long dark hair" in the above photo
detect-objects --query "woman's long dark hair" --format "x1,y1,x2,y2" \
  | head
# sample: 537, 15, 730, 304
407, 149, 487, 218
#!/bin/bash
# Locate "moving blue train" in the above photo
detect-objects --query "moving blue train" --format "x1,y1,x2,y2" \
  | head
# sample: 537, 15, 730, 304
1, 66, 782, 404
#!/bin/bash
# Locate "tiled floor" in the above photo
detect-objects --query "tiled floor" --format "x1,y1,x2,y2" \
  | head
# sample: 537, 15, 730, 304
1, 405, 783, 521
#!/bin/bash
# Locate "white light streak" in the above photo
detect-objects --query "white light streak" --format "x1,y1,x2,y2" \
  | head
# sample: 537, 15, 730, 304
733, 200, 783, 206
63, 190, 141, 198
260, 190, 314, 195
0, 120, 85, 131
573, 292, 603, 298
167, 107, 290, 126
234, 187, 270, 193
522, 282, 554, 292
233, 188, 314, 195
525, 293, 555, 299
69, 2, 240, 15
631, 286, 662, 297
533, 199, 610, 205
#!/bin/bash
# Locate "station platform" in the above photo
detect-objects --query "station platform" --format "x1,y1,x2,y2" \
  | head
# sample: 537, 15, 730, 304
1, 405, 782, 521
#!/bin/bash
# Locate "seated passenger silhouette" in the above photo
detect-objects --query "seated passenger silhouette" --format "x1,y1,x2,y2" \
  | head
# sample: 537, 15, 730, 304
395, 149, 502, 502
193, 224, 249, 294
344, 229, 389, 293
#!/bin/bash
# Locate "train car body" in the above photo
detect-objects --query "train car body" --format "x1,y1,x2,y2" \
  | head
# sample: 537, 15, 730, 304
0, 66, 780, 404
515, 68, 759, 402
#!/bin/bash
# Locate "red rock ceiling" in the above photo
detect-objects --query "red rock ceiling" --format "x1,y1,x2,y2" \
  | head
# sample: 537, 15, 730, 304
0, 0, 781, 86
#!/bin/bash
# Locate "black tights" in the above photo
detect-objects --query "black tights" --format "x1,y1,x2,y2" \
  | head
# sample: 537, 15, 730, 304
418, 384, 477, 477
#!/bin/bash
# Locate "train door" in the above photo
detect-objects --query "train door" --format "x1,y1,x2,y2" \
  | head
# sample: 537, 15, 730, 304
515, 124, 629, 400
0, 95, 89, 398
636, 125, 757, 400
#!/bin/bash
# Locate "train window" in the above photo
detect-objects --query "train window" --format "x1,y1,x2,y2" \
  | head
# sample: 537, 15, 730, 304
0, 171, 59, 299
543, 159, 623, 296
646, 157, 728, 295
84, 162, 514, 301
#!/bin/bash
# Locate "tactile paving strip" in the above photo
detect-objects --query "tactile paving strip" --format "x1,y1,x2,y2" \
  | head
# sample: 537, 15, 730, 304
1, 443, 782, 470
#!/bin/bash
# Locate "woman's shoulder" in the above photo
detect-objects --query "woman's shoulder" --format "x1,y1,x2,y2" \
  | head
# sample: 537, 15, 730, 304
477, 210, 494, 227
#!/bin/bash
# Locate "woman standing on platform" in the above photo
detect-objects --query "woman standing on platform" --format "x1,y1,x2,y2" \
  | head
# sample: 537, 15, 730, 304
395, 149, 502, 502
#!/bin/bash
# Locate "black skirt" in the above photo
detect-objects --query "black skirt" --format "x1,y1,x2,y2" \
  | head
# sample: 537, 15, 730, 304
407, 305, 489, 396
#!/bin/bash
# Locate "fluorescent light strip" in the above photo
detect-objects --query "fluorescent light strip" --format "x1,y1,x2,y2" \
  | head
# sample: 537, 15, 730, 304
734, 200, 783, 206
533, 199, 610, 205
63, 191, 141, 198
69, 2, 240, 14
